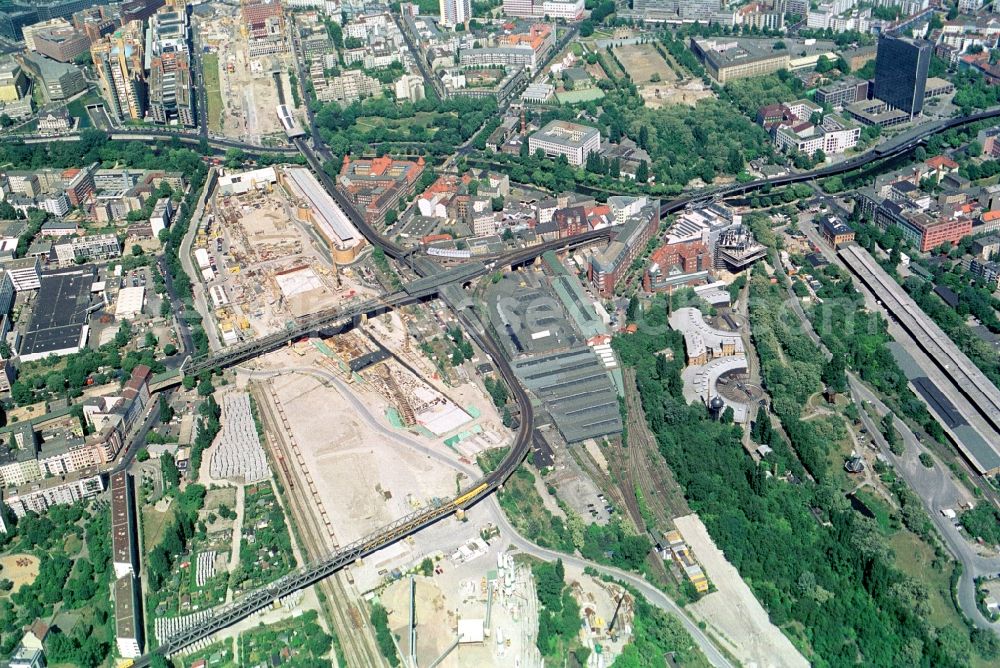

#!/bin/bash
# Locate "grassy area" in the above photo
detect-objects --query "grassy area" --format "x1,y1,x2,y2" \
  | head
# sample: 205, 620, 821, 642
355, 111, 445, 133
141, 503, 176, 554
181, 640, 235, 668
203, 53, 223, 134
556, 89, 605, 104
65, 94, 100, 129
479, 449, 575, 552
889, 531, 965, 631
853, 488, 894, 533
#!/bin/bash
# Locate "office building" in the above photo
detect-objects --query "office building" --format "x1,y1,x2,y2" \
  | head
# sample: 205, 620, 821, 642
502, 0, 583, 20
149, 197, 172, 237
0, 58, 28, 103
73, 5, 117, 42
19, 52, 87, 101
644, 239, 710, 291
121, 0, 164, 23
0, 0, 109, 41
439, 0, 470, 27
631, 0, 721, 22
589, 201, 660, 296
2, 256, 41, 291
873, 34, 931, 117
148, 52, 194, 126
22, 17, 71, 50
33, 24, 90, 62
819, 214, 855, 247
148, 9, 194, 127
528, 120, 600, 167
815, 77, 869, 108
91, 21, 147, 122
774, 113, 860, 156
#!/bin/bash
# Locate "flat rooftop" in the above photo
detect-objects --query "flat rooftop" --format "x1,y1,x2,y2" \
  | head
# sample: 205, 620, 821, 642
284, 167, 361, 249
20, 266, 95, 360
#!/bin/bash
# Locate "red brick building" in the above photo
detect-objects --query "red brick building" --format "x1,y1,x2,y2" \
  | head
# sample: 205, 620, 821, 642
643, 240, 710, 291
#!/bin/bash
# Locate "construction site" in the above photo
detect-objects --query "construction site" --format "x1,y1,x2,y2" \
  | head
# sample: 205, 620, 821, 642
247, 319, 503, 546
375, 547, 636, 668
193, 166, 375, 344
196, 3, 302, 144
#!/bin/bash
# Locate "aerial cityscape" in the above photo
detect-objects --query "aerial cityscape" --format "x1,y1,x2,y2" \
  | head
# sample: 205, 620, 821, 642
0, 0, 1000, 666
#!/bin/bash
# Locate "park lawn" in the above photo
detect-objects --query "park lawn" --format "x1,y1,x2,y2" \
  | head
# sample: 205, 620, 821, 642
888, 530, 966, 632
569, 42, 583, 56
355, 111, 445, 132
203, 53, 224, 134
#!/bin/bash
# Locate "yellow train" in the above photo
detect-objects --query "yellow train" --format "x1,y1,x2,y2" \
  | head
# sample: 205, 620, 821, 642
453, 483, 489, 508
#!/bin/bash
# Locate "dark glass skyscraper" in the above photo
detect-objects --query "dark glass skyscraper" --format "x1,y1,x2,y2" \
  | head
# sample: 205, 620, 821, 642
873, 34, 932, 117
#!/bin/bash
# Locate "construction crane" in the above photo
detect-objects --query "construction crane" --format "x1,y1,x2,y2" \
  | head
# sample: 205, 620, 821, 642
607, 594, 626, 641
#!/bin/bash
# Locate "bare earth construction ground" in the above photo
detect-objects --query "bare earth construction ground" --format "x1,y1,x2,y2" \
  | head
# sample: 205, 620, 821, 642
263, 351, 458, 546
675, 514, 809, 668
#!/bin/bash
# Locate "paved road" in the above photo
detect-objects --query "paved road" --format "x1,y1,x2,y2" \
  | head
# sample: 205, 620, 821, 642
158, 254, 194, 363
179, 170, 222, 352
850, 377, 1000, 632
486, 498, 736, 668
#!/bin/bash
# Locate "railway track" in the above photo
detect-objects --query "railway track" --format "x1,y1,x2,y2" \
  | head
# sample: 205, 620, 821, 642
252, 383, 385, 668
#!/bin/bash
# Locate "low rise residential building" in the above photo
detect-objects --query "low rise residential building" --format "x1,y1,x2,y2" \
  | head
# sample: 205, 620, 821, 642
53, 233, 121, 267
970, 258, 1000, 288
3, 467, 104, 518
321, 69, 381, 103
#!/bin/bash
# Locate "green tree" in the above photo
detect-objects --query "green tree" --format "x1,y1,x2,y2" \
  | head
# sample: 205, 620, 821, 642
161, 451, 180, 487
